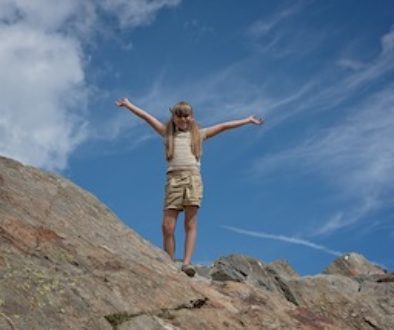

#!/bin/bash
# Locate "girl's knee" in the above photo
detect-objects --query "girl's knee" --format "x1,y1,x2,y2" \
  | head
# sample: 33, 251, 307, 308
162, 219, 176, 235
184, 206, 198, 218
162, 209, 178, 233
184, 217, 197, 232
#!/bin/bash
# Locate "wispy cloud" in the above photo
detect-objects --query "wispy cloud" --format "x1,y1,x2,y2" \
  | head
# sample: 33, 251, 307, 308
252, 82, 394, 234
298, 28, 394, 112
315, 196, 384, 236
107, 11, 394, 188
246, 25, 394, 236
246, 1, 324, 58
183, 19, 214, 43
176, 17, 394, 130
247, 21, 394, 123
336, 58, 366, 71
222, 225, 342, 256
100, 0, 181, 29
247, 1, 306, 38
124, 59, 269, 126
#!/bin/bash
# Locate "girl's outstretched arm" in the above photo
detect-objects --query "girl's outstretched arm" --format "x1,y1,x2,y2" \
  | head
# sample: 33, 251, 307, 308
116, 98, 166, 135
205, 115, 264, 139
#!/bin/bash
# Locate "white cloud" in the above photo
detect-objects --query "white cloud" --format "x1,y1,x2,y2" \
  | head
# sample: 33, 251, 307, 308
0, 0, 181, 170
0, 24, 87, 170
0, 0, 97, 36
2, 0, 78, 30
222, 226, 342, 256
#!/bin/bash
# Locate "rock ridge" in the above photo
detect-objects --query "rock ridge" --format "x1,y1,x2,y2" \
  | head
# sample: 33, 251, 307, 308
0, 156, 393, 329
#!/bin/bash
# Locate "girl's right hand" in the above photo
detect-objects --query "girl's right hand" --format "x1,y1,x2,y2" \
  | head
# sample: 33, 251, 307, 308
115, 98, 130, 108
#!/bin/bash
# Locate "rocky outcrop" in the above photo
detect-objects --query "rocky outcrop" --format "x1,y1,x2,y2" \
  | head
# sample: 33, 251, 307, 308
0, 156, 393, 329
196, 254, 394, 329
323, 252, 387, 277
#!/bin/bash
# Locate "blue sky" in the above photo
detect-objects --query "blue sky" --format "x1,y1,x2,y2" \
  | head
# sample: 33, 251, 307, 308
1, 0, 393, 275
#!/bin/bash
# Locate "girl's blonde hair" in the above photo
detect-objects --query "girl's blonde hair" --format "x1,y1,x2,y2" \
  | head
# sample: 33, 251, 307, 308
165, 101, 202, 161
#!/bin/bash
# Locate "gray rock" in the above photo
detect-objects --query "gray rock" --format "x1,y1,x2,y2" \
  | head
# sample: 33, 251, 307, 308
117, 314, 178, 330
267, 259, 299, 279
209, 255, 252, 282
207, 254, 300, 305
285, 274, 394, 330
324, 252, 387, 277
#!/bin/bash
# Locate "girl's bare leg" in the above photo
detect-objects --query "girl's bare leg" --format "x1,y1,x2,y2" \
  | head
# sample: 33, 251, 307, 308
162, 209, 179, 260
183, 206, 198, 265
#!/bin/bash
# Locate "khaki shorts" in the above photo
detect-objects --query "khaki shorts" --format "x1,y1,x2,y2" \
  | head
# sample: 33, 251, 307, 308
164, 171, 203, 211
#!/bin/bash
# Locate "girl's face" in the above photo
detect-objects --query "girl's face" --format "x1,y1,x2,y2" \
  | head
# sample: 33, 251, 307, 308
173, 113, 193, 131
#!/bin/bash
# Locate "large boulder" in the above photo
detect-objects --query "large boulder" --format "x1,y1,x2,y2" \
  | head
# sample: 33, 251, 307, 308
0, 156, 207, 329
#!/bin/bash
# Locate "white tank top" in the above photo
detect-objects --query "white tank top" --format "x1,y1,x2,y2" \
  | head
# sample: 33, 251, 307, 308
166, 129, 206, 172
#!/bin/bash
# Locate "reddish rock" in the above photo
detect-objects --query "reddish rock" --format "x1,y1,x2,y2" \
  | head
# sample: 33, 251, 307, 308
0, 156, 393, 329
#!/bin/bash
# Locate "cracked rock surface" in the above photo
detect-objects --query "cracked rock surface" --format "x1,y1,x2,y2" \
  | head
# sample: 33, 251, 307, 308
0, 156, 393, 329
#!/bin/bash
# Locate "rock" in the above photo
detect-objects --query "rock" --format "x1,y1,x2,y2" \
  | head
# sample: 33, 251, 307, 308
267, 259, 299, 279
207, 253, 394, 329
324, 252, 387, 277
0, 155, 393, 329
0, 156, 206, 329
288, 274, 394, 329
197, 252, 394, 329
114, 314, 175, 330
193, 264, 211, 278
204, 255, 300, 305
209, 255, 252, 282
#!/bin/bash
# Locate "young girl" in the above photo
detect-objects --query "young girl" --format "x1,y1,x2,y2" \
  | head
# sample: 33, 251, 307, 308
116, 98, 263, 276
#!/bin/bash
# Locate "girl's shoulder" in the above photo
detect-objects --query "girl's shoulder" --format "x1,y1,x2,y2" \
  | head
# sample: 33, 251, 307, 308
199, 128, 208, 140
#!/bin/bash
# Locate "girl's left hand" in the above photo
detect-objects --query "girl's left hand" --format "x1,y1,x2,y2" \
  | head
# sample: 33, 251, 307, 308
248, 115, 264, 125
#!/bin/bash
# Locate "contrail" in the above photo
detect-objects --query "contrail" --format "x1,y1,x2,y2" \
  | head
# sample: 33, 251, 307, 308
222, 225, 343, 257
